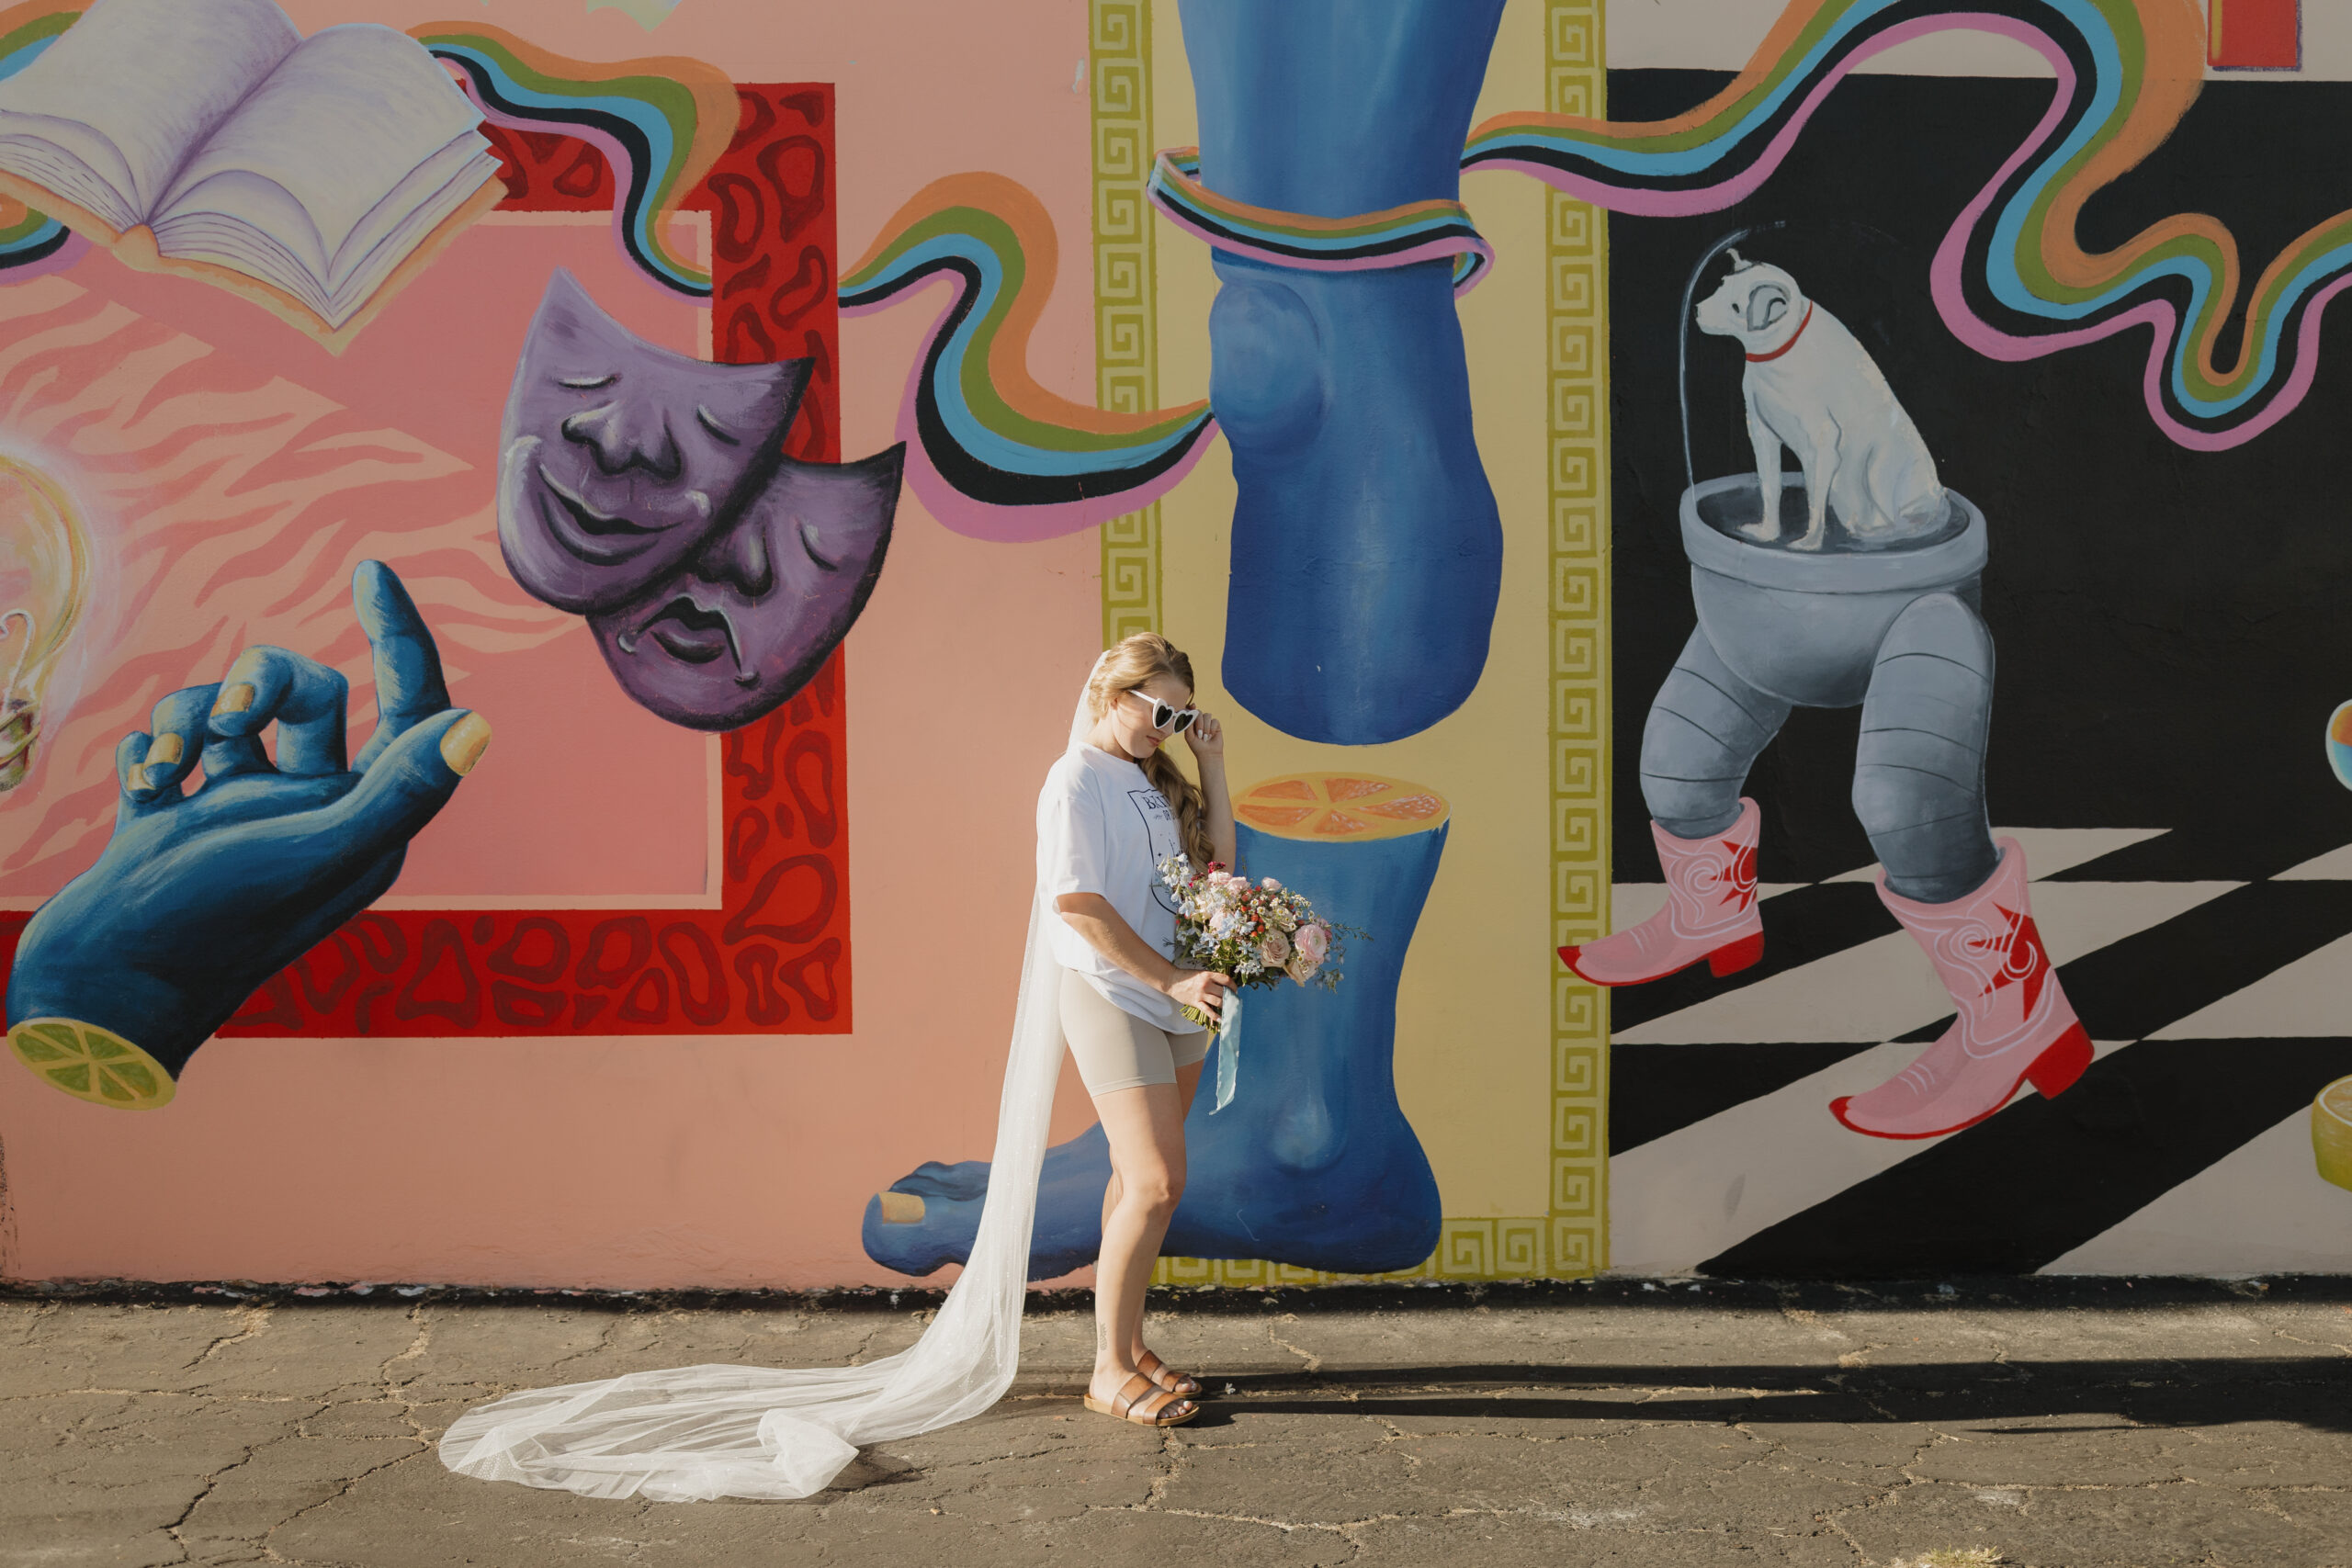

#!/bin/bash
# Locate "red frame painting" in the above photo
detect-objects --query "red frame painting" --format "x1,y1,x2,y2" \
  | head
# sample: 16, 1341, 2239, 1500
0, 85, 854, 1038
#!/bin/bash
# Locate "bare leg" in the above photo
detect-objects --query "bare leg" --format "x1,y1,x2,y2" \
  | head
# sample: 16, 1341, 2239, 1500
1088, 1077, 1197, 1416
1130, 1062, 1203, 1381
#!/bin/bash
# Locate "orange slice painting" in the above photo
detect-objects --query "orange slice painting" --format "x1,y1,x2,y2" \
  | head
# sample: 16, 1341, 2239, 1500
1234, 772, 1450, 842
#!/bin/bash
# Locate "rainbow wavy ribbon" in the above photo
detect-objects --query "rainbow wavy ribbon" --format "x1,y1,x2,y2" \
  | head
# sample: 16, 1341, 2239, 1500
1148, 149, 1492, 296
1465, 0, 2345, 451
413, 25, 736, 299
840, 174, 1218, 541
0, 3, 84, 277
848, 0, 2352, 534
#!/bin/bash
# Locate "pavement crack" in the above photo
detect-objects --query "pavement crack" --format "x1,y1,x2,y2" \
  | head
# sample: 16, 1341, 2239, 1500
1783, 1305, 1853, 1345
257, 1442, 429, 1555
161, 1436, 269, 1563
1156, 1505, 1353, 1534
539, 1314, 624, 1378
2271, 1328, 2352, 1359
188, 1305, 272, 1370
1144, 1424, 1187, 1506
1264, 1314, 1322, 1373
376, 1304, 435, 1441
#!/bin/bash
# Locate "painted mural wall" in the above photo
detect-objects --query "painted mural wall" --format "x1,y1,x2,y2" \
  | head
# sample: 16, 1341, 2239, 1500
0, 0, 2344, 1290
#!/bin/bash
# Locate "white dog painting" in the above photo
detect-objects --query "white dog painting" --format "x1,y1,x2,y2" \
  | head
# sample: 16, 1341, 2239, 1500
1695, 253, 1947, 551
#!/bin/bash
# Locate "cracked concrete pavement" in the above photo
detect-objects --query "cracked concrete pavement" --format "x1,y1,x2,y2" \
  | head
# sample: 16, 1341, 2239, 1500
5, 1279, 2350, 1567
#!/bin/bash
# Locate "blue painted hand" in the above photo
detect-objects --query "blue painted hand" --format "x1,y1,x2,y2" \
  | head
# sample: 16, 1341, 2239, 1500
5, 562, 488, 1106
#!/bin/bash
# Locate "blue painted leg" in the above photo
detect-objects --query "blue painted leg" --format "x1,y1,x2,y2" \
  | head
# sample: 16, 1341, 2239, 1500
862, 1125, 1114, 1282
864, 775, 1447, 1280
1184, 0, 1507, 745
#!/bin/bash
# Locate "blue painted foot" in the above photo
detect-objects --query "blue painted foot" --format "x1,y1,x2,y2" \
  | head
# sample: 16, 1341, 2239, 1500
863, 1125, 1114, 1282
1184, 0, 1507, 744
864, 781, 1448, 1280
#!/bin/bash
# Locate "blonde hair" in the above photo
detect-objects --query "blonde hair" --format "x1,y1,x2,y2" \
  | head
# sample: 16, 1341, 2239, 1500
1087, 633, 1216, 870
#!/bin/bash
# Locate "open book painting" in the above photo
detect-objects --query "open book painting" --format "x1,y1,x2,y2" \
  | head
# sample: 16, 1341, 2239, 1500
0, 0, 503, 344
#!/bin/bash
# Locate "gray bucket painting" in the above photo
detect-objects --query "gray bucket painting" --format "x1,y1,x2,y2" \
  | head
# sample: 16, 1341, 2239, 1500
1679, 473, 1986, 709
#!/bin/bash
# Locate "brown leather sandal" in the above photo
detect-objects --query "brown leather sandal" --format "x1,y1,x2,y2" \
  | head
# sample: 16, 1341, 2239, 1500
1084, 1371, 1199, 1427
1136, 1350, 1202, 1398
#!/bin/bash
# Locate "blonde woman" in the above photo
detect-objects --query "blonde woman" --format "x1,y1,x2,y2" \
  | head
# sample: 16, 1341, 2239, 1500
441, 635, 1237, 1495
1039, 633, 1236, 1427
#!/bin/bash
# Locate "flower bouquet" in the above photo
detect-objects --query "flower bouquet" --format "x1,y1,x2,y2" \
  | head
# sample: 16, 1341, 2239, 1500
1158, 854, 1364, 1110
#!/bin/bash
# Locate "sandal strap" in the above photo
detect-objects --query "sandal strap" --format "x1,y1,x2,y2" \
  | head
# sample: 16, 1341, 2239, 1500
1108, 1372, 1156, 1419
1130, 1385, 1191, 1424
1136, 1351, 1198, 1393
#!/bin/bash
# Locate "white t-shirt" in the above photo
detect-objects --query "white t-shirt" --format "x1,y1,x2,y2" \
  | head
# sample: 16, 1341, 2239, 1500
1037, 741, 1195, 1033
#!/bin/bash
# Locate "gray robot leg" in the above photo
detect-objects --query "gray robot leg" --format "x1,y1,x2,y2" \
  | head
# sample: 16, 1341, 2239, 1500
1640, 626, 1793, 840
1852, 592, 2000, 903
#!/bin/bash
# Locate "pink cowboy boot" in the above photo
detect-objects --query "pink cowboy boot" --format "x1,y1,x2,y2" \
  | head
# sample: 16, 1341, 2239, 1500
1831, 838, 2093, 1140
1560, 799, 1764, 987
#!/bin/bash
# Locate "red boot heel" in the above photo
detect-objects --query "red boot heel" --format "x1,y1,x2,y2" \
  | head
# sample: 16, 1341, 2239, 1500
1828, 840, 2097, 1139
1553, 801, 1765, 988
1707, 932, 1765, 977
2025, 1023, 2094, 1099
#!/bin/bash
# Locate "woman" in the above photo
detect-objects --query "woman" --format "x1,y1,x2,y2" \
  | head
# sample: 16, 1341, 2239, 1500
1041, 634, 1236, 1428
439, 635, 1236, 1498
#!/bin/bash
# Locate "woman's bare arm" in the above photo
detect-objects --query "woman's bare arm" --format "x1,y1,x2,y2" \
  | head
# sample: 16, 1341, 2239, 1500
1184, 713, 1238, 869
1056, 893, 1229, 1018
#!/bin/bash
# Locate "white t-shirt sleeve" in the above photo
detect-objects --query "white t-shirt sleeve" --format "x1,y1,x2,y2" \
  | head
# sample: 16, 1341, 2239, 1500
1037, 763, 1110, 900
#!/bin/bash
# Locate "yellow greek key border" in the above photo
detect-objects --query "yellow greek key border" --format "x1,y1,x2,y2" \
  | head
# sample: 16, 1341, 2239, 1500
1097, 0, 1613, 1287
1548, 0, 1611, 1278
1091, 0, 1163, 647
1155, 1217, 1560, 1289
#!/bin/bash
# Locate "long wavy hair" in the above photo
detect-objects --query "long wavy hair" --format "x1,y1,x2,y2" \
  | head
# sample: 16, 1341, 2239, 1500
1086, 633, 1215, 870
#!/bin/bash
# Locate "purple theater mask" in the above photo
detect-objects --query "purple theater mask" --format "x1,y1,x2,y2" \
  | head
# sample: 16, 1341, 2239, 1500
499, 270, 907, 732
498, 269, 810, 615
589, 446, 903, 731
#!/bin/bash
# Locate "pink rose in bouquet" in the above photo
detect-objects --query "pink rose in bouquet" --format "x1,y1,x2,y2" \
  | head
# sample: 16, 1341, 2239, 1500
1156, 854, 1364, 1033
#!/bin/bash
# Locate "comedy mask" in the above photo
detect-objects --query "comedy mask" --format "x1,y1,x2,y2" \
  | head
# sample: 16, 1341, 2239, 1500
500, 270, 903, 730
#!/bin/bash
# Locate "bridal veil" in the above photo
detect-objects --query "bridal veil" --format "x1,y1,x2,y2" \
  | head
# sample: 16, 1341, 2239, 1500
436, 662, 1103, 1501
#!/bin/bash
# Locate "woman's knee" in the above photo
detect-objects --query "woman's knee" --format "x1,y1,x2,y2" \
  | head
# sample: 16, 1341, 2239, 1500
1118, 1163, 1183, 1217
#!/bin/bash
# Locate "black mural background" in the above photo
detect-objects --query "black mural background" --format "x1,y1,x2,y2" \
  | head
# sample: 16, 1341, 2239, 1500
1610, 71, 2352, 885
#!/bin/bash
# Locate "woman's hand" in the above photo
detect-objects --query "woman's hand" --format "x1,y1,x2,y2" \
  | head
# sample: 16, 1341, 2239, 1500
1183, 708, 1225, 764
1166, 967, 1232, 1020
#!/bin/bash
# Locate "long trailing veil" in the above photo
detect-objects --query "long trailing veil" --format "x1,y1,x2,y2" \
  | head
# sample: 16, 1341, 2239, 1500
436, 661, 1105, 1501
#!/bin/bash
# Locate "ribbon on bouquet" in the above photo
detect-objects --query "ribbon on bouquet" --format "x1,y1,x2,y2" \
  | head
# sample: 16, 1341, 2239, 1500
1148, 149, 1493, 298
1211, 988, 1242, 1113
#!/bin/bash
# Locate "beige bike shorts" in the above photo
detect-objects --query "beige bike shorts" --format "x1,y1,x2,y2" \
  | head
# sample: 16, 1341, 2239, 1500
1059, 969, 1210, 1096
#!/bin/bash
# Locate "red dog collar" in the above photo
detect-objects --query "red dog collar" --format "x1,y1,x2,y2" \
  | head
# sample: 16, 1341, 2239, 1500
1746, 302, 1815, 363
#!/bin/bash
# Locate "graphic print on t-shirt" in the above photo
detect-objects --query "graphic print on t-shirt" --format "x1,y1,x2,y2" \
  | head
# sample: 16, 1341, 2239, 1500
1128, 787, 1184, 913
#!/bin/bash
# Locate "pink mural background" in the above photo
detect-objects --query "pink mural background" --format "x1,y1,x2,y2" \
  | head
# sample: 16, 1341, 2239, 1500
0, 0, 1104, 1287
0, 219, 710, 906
